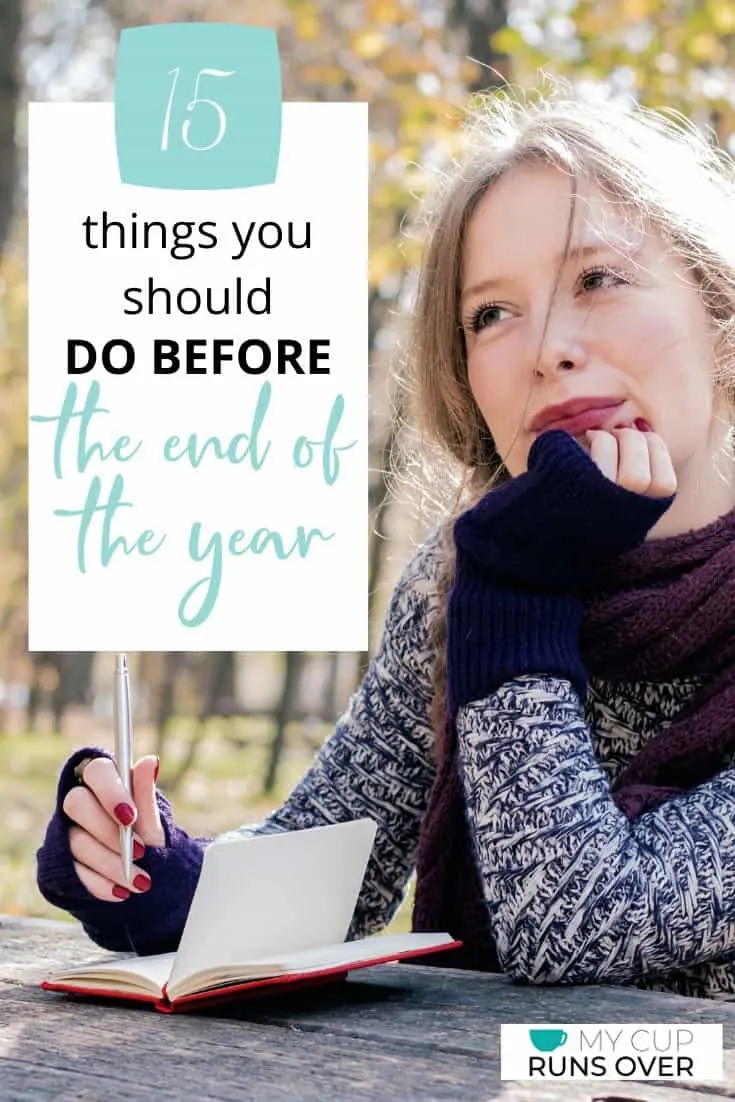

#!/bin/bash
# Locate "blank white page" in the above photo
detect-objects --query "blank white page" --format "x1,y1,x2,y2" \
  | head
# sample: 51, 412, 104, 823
170, 819, 377, 989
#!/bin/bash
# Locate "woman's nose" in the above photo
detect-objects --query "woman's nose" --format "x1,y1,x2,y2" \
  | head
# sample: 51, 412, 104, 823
532, 309, 590, 377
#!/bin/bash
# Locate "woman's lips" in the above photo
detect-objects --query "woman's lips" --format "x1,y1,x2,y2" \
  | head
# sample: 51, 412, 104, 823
540, 403, 626, 436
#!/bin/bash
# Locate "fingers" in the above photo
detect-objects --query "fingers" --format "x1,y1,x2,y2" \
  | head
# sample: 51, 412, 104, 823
73, 756, 138, 830
72, 861, 131, 902
644, 432, 678, 497
585, 426, 677, 498
586, 429, 619, 482
62, 753, 164, 901
63, 784, 145, 858
68, 755, 163, 846
69, 826, 151, 902
131, 756, 165, 848
611, 428, 653, 494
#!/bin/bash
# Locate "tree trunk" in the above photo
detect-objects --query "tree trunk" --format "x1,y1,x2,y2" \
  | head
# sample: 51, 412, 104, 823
263, 651, 304, 793
154, 651, 184, 758
320, 652, 341, 720
51, 653, 94, 733
446, 0, 510, 92
201, 651, 236, 716
0, 0, 21, 256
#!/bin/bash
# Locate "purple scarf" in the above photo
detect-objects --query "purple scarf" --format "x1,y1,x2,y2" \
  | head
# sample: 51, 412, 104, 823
412, 506, 735, 970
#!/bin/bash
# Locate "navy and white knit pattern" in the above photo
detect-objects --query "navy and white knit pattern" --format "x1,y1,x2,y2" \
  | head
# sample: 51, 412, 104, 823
225, 530, 735, 1001
459, 677, 735, 1000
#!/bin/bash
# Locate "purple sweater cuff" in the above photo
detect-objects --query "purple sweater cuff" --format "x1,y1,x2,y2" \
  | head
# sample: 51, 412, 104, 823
36, 746, 209, 954
447, 551, 587, 714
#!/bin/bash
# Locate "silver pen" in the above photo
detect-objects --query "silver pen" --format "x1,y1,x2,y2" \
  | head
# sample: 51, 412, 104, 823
113, 653, 134, 886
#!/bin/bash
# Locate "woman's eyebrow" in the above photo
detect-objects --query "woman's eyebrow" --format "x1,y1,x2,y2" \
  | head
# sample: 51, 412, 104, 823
461, 242, 623, 304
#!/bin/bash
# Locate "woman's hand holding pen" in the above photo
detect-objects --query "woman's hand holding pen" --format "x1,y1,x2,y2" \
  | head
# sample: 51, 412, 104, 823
38, 747, 207, 952
62, 754, 164, 902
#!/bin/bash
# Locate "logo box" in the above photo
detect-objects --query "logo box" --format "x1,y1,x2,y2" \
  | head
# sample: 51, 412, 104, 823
500, 1024, 723, 1081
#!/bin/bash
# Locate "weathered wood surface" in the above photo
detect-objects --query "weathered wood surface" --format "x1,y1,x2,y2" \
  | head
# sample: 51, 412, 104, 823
2, 916, 735, 1101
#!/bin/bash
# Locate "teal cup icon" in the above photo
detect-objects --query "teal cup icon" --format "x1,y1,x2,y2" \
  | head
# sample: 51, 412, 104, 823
529, 1029, 567, 1052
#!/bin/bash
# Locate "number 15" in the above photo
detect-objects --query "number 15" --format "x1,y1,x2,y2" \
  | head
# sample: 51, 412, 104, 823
161, 67, 236, 152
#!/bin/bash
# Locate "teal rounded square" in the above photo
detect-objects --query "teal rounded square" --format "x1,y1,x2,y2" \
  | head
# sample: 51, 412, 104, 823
115, 23, 282, 190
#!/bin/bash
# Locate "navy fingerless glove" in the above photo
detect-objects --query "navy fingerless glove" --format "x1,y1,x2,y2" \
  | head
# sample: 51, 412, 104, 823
36, 747, 209, 954
447, 430, 676, 713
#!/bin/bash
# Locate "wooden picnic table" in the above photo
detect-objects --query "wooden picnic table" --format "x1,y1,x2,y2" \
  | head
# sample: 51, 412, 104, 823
2, 915, 735, 1102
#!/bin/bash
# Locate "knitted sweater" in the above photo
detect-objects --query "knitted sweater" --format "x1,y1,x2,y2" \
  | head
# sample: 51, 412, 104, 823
37, 529, 735, 1000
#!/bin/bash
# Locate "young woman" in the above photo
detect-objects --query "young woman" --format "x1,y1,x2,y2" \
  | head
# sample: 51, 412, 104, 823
37, 84, 735, 1000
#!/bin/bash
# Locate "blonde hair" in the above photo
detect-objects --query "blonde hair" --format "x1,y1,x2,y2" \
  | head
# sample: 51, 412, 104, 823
401, 77, 735, 730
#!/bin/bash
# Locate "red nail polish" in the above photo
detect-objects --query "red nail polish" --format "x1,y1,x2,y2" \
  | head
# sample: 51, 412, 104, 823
133, 839, 145, 860
114, 802, 135, 826
133, 873, 151, 893
634, 417, 653, 432
112, 885, 130, 900
154, 757, 160, 784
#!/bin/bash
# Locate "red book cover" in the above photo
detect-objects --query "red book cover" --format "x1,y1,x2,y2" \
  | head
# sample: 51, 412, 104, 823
41, 938, 463, 1013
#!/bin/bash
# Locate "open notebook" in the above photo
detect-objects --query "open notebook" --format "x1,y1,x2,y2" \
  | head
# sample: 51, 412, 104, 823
42, 819, 460, 1012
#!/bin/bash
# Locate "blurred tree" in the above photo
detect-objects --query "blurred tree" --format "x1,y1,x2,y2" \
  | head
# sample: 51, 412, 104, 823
492, 0, 735, 142
447, 0, 510, 90
0, 251, 28, 679
26, 652, 94, 732
0, 0, 21, 257
0, 1, 25, 701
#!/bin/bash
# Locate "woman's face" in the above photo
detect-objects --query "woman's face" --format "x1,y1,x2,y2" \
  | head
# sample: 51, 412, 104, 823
461, 162, 727, 488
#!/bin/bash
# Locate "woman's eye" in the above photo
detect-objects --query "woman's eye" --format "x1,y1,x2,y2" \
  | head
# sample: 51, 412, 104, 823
579, 266, 629, 293
465, 267, 629, 335
467, 303, 509, 333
